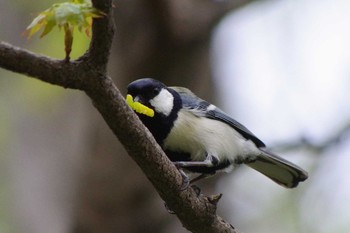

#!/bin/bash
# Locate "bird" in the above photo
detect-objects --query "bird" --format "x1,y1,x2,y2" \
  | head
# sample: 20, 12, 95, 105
126, 78, 308, 189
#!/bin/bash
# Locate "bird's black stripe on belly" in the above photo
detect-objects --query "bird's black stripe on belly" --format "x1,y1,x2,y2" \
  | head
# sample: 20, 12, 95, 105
139, 113, 176, 145
137, 88, 182, 145
165, 150, 192, 162
184, 159, 231, 174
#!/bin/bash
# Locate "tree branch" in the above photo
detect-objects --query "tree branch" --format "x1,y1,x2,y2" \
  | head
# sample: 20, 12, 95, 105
272, 121, 350, 154
84, 0, 115, 72
84, 75, 240, 233
0, 1, 241, 232
0, 42, 85, 89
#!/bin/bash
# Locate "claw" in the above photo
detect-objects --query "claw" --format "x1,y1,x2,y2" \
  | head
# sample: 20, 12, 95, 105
164, 203, 176, 214
191, 184, 201, 196
178, 169, 190, 191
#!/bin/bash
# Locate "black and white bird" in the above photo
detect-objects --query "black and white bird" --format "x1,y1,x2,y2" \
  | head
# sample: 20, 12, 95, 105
127, 78, 308, 188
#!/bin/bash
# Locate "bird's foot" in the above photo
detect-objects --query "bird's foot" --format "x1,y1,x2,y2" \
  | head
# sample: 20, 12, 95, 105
191, 184, 201, 197
178, 169, 190, 191
164, 203, 176, 214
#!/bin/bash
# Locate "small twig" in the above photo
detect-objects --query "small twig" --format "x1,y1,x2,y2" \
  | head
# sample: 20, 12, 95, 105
272, 121, 350, 154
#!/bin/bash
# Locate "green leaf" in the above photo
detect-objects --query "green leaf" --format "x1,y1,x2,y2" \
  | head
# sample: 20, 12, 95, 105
25, 0, 106, 60
26, 13, 48, 38
40, 12, 56, 38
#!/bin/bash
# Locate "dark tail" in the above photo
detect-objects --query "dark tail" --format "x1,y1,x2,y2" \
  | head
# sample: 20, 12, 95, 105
246, 149, 308, 188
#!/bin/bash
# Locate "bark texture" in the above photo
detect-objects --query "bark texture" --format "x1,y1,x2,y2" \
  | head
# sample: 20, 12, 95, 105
0, 0, 258, 232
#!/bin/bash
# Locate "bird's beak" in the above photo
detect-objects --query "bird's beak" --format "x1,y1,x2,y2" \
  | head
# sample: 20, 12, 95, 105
133, 95, 145, 104
126, 94, 155, 117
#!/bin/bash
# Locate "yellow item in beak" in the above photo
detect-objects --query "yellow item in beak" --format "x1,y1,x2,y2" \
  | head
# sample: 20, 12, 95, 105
126, 94, 155, 117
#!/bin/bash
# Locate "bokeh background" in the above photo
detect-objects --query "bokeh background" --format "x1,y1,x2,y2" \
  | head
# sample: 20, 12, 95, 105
1, 0, 350, 233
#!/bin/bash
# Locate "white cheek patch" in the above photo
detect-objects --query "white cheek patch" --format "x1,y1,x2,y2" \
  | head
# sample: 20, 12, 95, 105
149, 89, 174, 116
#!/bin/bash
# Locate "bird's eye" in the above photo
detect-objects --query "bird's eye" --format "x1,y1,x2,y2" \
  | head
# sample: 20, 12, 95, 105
152, 87, 160, 95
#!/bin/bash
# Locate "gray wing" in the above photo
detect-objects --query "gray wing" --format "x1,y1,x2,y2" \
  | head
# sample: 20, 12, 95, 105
170, 86, 266, 148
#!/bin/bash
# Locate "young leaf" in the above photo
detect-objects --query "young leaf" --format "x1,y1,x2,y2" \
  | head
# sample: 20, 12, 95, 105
25, 0, 106, 60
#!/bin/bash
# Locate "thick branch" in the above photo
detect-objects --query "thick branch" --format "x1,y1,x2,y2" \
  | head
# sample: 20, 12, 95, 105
0, 42, 85, 89
84, 0, 115, 72
0, 0, 242, 232
0, 41, 240, 231
0, 44, 240, 232
84, 75, 240, 233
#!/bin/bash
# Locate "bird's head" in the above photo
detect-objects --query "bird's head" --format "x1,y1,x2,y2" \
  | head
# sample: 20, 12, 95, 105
127, 78, 180, 118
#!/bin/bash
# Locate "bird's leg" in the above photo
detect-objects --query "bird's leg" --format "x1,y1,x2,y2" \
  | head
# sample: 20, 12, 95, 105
176, 168, 204, 192
173, 154, 219, 168
174, 154, 219, 191
178, 168, 190, 191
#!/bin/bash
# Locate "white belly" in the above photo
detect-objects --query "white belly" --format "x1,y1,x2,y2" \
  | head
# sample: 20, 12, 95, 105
163, 110, 259, 163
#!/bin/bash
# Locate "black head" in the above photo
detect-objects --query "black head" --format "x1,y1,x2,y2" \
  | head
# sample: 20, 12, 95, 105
127, 78, 182, 144
127, 78, 165, 107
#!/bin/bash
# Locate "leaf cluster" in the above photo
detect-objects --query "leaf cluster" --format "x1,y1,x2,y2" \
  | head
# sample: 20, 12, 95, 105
25, 0, 105, 60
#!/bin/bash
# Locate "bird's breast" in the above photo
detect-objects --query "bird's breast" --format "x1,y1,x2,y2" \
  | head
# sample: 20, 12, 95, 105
163, 110, 258, 162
